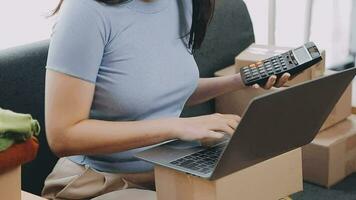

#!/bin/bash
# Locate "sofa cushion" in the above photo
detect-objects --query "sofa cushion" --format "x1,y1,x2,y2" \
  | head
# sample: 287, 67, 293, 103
0, 40, 56, 195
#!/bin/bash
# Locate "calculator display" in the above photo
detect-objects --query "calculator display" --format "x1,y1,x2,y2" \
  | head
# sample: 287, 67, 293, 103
293, 47, 312, 64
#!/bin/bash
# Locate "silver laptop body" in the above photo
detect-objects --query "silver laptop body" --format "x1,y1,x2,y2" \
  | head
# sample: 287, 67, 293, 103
136, 68, 356, 181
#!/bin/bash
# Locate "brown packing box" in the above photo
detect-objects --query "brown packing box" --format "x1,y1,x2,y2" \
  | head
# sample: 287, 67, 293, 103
320, 78, 352, 131
302, 115, 356, 187
352, 81, 356, 114
235, 44, 326, 86
0, 166, 21, 200
215, 66, 352, 131
155, 149, 303, 200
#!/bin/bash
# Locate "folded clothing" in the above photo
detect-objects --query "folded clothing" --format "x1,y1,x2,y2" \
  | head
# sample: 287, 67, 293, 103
0, 108, 40, 151
0, 137, 39, 173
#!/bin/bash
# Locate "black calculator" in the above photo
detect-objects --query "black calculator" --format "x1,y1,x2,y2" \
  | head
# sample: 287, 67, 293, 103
240, 42, 323, 86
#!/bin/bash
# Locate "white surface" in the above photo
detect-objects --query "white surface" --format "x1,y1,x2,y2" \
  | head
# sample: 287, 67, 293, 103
244, 0, 352, 67
304, 0, 314, 42
268, 0, 276, 45
0, 1, 56, 50
351, 0, 356, 54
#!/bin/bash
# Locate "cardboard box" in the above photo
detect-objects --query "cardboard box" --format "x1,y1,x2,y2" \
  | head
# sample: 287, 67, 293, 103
155, 148, 303, 200
302, 115, 356, 187
320, 82, 352, 131
235, 44, 326, 86
215, 67, 352, 131
352, 80, 356, 114
0, 166, 21, 200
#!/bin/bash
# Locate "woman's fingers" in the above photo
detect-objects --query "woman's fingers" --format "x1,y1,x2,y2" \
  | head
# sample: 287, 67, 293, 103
221, 114, 241, 122
213, 114, 240, 135
252, 84, 260, 89
251, 72, 293, 90
219, 114, 240, 131
207, 131, 225, 139
211, 123, 235, 135
275, 73, 291, 87
263, 75, 277, 89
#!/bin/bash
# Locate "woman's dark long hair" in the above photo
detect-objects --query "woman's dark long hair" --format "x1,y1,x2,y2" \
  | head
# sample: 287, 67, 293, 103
52, 0, 215, 50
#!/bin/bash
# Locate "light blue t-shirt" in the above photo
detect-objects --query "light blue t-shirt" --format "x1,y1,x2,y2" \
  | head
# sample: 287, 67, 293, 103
47, 0, 199, 173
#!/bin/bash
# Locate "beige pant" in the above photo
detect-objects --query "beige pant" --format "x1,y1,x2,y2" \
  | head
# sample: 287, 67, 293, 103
42, 158, 157, 200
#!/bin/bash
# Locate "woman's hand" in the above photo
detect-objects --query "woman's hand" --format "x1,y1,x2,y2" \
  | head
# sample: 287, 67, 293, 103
168, 113, 241, 141
252, 73, 291, 90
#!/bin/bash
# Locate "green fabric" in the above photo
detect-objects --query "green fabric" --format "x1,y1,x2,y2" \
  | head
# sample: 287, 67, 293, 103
0, 108, 40, 151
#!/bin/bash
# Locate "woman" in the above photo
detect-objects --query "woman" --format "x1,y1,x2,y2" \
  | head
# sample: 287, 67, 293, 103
42, 0, 291, 199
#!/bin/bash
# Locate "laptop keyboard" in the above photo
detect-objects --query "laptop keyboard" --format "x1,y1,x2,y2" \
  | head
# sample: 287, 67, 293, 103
169, 145, 225, 174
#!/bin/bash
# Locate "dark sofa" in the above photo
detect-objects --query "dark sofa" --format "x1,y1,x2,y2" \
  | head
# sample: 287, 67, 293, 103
0, 0, 254, 195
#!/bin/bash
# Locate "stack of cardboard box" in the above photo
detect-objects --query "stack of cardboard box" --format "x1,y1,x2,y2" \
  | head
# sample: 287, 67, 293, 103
215, 43, 355, 188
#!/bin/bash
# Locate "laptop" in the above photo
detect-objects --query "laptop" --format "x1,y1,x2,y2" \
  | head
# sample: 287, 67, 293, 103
135, 67, 356, 180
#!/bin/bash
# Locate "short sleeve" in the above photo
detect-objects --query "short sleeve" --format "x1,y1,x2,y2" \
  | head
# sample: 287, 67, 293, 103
46, 0, 107, 83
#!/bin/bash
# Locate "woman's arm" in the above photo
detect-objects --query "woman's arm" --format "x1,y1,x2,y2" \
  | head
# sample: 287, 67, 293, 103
186, 73, 291, 106
46, 70, 240, 157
